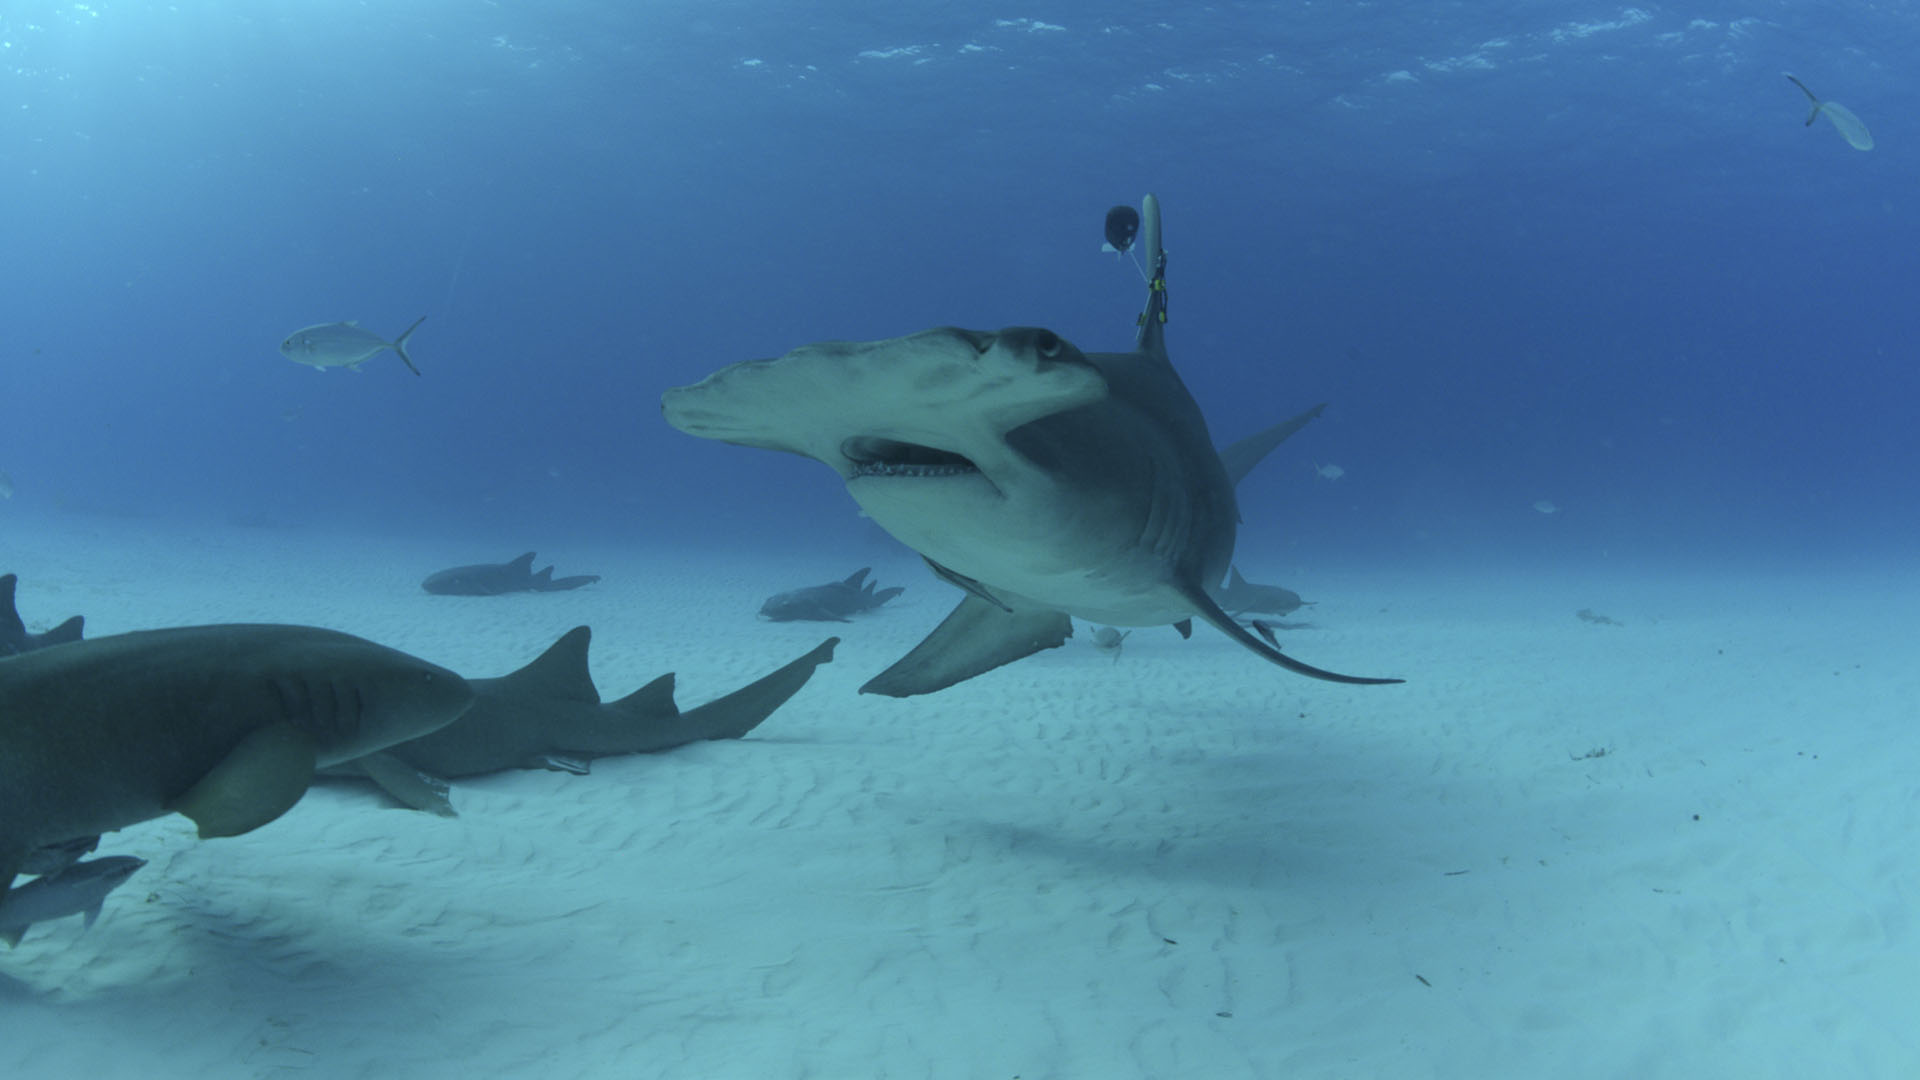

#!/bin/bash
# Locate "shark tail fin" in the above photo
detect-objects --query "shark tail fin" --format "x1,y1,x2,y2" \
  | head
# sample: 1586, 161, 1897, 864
872, 587, 905, 605
392, 315, 427, 376
1783, 73, 1821, 125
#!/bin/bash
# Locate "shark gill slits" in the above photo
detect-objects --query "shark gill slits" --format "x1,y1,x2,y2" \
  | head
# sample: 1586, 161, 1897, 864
842, 436, 978, 479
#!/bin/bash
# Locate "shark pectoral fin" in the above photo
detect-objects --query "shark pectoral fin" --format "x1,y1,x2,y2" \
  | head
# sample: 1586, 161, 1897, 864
1, 851, 20, 910
1180, 583, 1403, 687
171, 722, 319, 838
861, 597, 1073, 698
1218, 402, 1327, 488
1173, 619, 1194, 639
676, 636, 839, 739
354, 751, 456, 817
923, 557, 1012, 612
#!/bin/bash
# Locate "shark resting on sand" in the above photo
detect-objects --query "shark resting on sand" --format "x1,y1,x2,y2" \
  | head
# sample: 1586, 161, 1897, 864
325, 627, 838, 815
421, 552, 600, 596
663, 194, 1401, 696
0, 625, 474, 907
759, 568, 904, 622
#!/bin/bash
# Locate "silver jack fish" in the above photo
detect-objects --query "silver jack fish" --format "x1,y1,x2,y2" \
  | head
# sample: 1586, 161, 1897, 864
279, 316, 427, 376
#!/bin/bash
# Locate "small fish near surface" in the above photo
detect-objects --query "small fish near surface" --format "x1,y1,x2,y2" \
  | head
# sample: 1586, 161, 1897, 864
326, 628, 838, 815
2, 572, 85, 656
0, 856, 146, 948
279, 316, 427, 376
421, 552, 600, 596
759, 568, 904, 623
1785, 74, 1873, 151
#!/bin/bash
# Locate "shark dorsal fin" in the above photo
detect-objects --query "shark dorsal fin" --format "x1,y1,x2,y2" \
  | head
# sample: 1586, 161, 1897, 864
508, 552, 537, 573
843, 567, 871, 588
1229, 566, 1249, 589
609, 672, 678, 718
0, 573, 22, 638
497, 626, 601, 703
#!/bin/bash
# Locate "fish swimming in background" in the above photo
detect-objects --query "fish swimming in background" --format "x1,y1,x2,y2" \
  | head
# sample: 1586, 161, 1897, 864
759, 568, 904, 623
0, 471, 13, 499
1785, 74, 1873, 151
0, 856, 146, 948
1089, 626, 1130, 661
279, 316, 427, 376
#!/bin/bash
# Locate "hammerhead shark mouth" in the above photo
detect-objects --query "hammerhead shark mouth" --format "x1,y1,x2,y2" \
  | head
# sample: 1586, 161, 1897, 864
842, 438, 980, 481
662, 193, 1402, 696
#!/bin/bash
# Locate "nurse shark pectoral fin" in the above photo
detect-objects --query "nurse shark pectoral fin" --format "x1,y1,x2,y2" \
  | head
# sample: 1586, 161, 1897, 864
168, 722, 321, 839
860, 596, 1074, 698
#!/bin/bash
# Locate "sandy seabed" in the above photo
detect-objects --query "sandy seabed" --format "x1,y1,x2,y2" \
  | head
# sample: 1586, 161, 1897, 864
2, 513, 1916, 1079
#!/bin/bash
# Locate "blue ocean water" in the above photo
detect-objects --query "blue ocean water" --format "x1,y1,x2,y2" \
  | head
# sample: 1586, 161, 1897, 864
3, 1, 1914, 574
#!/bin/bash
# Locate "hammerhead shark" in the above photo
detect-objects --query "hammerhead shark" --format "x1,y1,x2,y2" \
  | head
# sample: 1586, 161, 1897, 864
327, 627, 838, 814
1, 573, 83, 656
0, 624, 474, 904
421, 552, 600, 596
662, 194, 1401, 696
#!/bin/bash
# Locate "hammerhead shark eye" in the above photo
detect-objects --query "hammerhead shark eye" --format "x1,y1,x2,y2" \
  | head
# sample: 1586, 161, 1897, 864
1034, 330, 1062, 359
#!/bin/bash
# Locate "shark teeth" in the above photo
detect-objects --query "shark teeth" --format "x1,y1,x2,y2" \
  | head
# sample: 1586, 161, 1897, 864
851, 461, 976, 479
842, 436, 979, 480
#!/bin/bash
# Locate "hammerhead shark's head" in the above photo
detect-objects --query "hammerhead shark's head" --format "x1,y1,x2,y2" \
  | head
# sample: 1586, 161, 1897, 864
421, 552, 600, 596
663, 194, 1400, 696
0, 624, 474, 903
1, 573, 84, 656
328, 627, 838, 814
